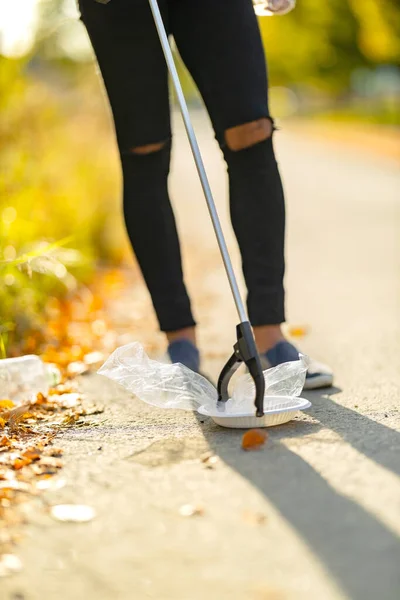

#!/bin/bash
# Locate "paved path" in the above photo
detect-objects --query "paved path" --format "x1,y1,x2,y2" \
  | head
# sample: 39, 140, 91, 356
4, 111, 400, 600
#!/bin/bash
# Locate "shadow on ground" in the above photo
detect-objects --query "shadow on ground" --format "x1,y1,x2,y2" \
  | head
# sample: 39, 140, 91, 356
303, 388, 400, 478
199, 386, 400, 600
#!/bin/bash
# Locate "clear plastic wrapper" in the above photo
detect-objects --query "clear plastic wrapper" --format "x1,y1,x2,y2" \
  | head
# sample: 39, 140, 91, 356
0, 356, 61, 404
98, 342, 308, 414
98, 342, 217, 410
230, 353, 309, 412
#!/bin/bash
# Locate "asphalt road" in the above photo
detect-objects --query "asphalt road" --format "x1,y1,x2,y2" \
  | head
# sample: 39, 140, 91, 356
4, 111, 400, 600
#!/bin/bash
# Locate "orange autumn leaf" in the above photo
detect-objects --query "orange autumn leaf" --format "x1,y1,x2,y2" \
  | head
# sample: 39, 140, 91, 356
34, 393, 47, 405
48, 351, 70, 368
13, 458, 32, 470
288, 325, 310, 338
0, 398, 15, 409
241, 429, 268, 451
49, 386, 74, 396
0, 417, 6, 429
90, 294, 104, 311
23, 335, 40, 353
62, 414, 77, 426
22, 449, 41, 461
0, 399, 15, 410
47, 448, 63, 458
101, 269, 126, 292
39, 457, 63, 468
1, 405, 32, 429
0, 435, 12, 447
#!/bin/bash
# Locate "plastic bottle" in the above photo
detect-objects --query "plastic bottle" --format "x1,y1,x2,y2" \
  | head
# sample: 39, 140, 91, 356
0, 355, 61, 404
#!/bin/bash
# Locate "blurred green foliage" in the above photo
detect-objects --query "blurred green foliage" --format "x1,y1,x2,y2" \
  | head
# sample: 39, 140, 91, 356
0, 55, 128, 352
259, 0, 400, 91
33, 0, 400, 94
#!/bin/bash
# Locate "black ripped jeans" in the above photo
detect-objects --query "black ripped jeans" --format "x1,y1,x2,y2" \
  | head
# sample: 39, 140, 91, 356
79, 0, 286, 332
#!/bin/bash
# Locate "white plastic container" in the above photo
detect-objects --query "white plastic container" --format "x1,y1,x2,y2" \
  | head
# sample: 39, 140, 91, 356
198, 396, 311, 428
0, 355, 61, 404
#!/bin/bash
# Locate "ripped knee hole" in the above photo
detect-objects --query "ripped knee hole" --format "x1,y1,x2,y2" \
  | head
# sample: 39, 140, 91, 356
130, 141, 168, 155
224, 118, 273, 152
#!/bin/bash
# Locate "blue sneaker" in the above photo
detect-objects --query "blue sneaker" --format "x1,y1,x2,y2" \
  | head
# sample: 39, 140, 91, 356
261, 340, 333, 390
167, 339, 200, 373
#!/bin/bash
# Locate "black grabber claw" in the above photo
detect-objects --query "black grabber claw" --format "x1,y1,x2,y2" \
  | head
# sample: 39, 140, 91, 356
217, 322, 265, 417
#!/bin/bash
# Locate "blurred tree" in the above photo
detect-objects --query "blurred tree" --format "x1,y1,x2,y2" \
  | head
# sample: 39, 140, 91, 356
348, 0, 400, 63
34, 0, 66, 58
34, 0, 91, 61
29, 0, 400, 93
259, 0, 400, 92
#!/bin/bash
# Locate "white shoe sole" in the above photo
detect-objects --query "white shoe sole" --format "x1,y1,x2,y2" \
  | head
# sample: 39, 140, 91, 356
303, 373, 334, 390
259, 352, 334, 391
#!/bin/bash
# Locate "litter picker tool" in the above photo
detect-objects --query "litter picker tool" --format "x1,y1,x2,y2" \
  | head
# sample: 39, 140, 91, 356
148, 0, 265, 417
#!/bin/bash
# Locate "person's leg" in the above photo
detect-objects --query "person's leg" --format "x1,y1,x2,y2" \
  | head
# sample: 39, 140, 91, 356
79, 0, 197, 350
171, 0, 285, 352
171, 0, 333, 387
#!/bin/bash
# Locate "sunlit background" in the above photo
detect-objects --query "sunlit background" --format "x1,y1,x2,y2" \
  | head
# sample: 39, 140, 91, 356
0, 0, 399, 356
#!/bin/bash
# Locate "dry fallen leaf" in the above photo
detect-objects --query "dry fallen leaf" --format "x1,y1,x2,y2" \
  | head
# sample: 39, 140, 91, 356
288, 324, 310, 338
46, 448, 63, 458
1, 405, 31, 429
200, 452, 219, 468
0, 436, 12, 448
49, 385, 75, 396
0, 400, 15, 410
200, 451, 213, 462
13, 458, 32, 471
50, 504, 96, 523
0, 268, 130, 561
22, 449, 41, 461
179, 504, 204, 517
39, 457, 63, 468
241, 429, 268, 451
31, 464, 58, 476
34, 393, 47, 405
62, 415, 78, 426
